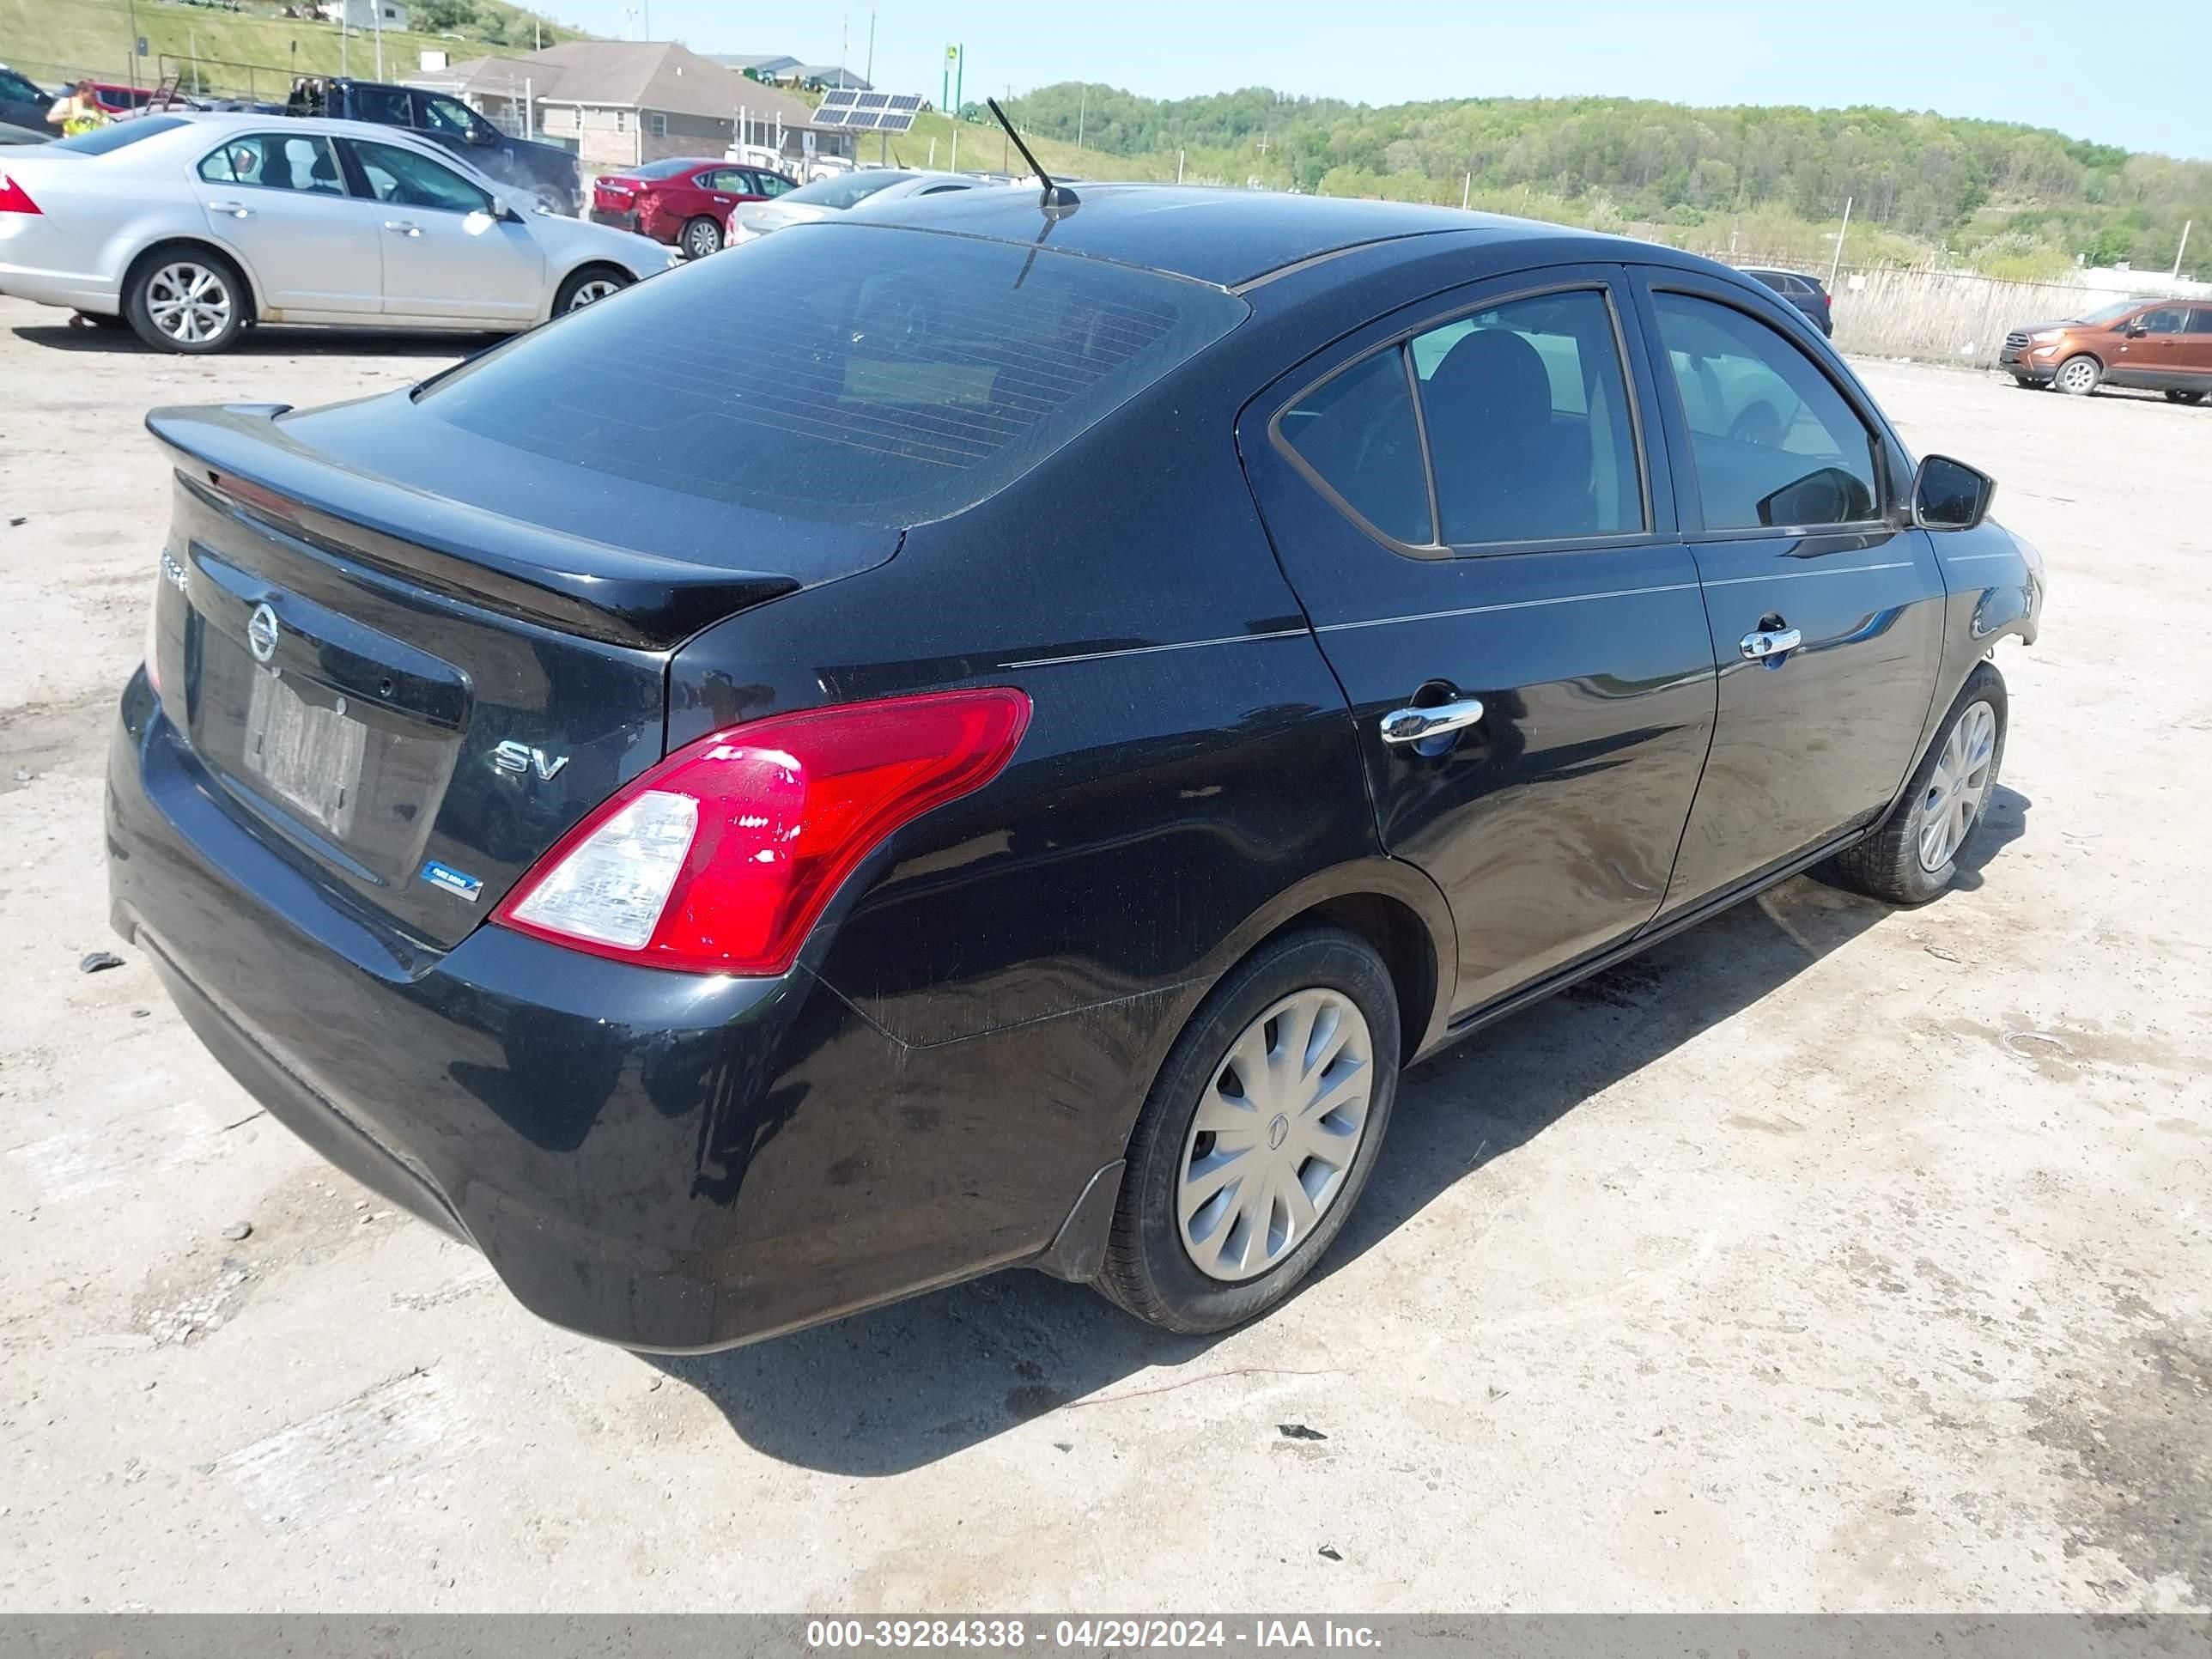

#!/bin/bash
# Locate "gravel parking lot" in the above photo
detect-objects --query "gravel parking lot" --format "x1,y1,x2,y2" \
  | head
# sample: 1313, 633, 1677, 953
1, 296, 2205, 1613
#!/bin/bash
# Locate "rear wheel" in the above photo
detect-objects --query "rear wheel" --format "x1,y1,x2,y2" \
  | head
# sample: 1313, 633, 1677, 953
1095, 927, 1400, 1334
124, 246, 248, 353
2052, 354, 2102, 395
553, 264, 630, 315
1825, 662, 2007, 906
2163, 388, 2207, 404
680, 216, 723, 259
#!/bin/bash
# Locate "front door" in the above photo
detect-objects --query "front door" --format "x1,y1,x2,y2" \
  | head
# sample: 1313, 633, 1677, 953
341, 137, 543, 324
188, 131, 383, 318
1241, 268, 1718, 1017
2109, 302, 2193, 389
1631, 272, 1948, 911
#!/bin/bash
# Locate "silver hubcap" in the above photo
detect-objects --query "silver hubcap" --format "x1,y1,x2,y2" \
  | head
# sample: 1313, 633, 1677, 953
1918, 700, 1997, 872
146, 263, 232, 343
686, 223, 719, 256
1178, 988, 1374, 1283
568, 278, 622, 311
2058, 359, 2094, 392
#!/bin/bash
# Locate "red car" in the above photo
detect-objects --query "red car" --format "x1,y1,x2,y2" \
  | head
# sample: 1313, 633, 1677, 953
589, 157, 797, 258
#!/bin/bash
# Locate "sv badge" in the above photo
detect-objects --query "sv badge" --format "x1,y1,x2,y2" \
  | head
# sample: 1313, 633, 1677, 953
491, 740, 570, 781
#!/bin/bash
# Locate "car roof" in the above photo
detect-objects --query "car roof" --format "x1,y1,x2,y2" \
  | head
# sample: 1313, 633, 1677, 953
849, 183, 1624, 289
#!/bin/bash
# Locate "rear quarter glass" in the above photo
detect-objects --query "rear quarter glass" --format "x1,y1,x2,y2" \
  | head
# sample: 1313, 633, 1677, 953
415, 221, 1251, 527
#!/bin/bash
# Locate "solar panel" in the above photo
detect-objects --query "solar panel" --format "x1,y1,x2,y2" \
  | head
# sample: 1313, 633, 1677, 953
811, 88, 919, 131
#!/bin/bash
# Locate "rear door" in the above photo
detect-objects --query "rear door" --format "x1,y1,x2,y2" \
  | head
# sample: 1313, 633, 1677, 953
2182, 304, 2212, 386
188, 131, 383, 318
1631, 270, 1947, 911
341, 136, 543, 323
1240, 265, 1718, 1016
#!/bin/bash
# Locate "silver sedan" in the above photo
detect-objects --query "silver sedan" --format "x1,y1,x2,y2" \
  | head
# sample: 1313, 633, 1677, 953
0, 111, 675, 351
726, 168, 997, 246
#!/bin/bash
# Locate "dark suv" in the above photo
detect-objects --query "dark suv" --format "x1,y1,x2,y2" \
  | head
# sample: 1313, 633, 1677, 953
285, 76, 581, 216
1740, 267, 1833, 336
108, 191, 2042, 1351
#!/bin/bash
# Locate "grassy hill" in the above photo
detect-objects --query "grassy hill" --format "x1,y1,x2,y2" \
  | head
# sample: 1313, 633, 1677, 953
1000, 84, 2212, 278
2, 0, 579, 101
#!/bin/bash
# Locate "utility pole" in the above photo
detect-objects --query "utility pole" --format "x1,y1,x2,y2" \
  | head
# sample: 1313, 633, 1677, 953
125, 0, 140, 92
2173, 219, 2195, 282
1462, 171, 1471, 210
865, 12, 875, 86
1827, 194, 1853, 290
373, 0, 385, 80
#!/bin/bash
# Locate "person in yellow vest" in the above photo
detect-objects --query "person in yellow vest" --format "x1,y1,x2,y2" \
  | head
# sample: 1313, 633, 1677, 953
47, 81, 107, 137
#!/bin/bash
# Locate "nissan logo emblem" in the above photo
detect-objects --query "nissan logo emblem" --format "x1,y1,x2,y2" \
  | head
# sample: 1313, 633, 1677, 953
246, 602, 281, 665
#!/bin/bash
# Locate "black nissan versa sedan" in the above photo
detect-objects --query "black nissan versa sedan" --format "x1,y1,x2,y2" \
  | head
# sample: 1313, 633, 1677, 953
106, 186, 2045, 1350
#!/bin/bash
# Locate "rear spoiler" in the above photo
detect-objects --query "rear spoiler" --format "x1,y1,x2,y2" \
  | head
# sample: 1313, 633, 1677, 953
147, 404, 799, 650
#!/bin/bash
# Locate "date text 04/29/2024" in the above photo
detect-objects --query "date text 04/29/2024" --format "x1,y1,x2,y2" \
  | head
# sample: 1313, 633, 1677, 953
803, 1621, 1382, 1650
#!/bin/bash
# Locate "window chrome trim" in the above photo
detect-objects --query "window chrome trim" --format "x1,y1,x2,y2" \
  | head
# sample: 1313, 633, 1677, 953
1265, 276, 1656, 562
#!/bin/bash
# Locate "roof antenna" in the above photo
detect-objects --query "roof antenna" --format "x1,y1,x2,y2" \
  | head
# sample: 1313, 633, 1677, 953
986, 96, 1079, 214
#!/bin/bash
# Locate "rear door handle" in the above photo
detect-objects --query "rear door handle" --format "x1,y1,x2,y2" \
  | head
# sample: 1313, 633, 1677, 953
208, 200, 252, 219
1380, 696, 1486, 744
382, 220, 422, 236
1740, 625, 1803, 660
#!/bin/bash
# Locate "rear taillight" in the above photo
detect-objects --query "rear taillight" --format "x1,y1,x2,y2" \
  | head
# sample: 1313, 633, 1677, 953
1823, 292, 1833, 311
0, 173, 40, 216
143, 581, 161, 695
495, 688, 1031, 975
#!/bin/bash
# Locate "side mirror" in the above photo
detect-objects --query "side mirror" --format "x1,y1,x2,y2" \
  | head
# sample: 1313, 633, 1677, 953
2123, 322, 2148, 338
1912, 454, 1996, 532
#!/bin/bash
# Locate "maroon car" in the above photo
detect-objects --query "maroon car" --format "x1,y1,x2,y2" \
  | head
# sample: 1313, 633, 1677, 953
589, 157, 796, 258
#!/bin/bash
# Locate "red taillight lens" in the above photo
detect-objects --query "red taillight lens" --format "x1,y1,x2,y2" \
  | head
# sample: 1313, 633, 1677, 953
0, 173, 40, 216
1823, 292, 1833, 311
494, 688, 1031, 975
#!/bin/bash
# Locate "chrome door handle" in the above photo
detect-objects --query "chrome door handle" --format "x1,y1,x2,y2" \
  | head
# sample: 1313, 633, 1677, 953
209, 201, 252, 218
383, 220, 422, 236
1380, 697, 1486, 744
1740, 625, 1802, 660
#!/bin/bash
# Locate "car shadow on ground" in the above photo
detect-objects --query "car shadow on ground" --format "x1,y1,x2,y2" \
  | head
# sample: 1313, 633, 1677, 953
8, 323, 496, 357
652, 788, 2032, 1475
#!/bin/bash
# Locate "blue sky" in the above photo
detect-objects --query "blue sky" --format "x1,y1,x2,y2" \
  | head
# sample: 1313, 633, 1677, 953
547, 0, 2209, 160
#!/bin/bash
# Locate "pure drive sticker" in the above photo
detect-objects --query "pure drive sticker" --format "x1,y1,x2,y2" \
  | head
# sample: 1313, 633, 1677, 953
420, 860, 484, 902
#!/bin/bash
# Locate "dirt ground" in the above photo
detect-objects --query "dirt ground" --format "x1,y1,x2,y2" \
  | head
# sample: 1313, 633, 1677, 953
0, 297, 2206, 1613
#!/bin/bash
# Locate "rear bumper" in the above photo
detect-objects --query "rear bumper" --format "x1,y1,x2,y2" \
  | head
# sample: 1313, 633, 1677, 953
0, 258, 121, 313
106, 673, 1110, 1349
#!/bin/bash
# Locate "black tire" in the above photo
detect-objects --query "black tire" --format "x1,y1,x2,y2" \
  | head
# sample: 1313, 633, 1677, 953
123, 244, 249, 354
680, 216, 723, 258
1095, 926, 1401, 1334
2163, 388, 2206, 405
2051, 353, 2102, 396
552, 263, 632, 315
1825, 661, 2008, 906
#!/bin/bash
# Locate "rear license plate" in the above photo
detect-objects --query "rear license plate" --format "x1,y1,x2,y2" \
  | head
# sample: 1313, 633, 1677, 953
242, 670, 368, 840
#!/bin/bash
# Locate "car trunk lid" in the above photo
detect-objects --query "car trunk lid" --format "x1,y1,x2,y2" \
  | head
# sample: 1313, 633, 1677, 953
145, 401, 898, 951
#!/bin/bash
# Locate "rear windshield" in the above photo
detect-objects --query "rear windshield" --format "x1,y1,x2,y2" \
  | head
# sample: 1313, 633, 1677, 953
781, 170, 912, 210
419, 222, 1249, 526
51, 116, 188, 154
